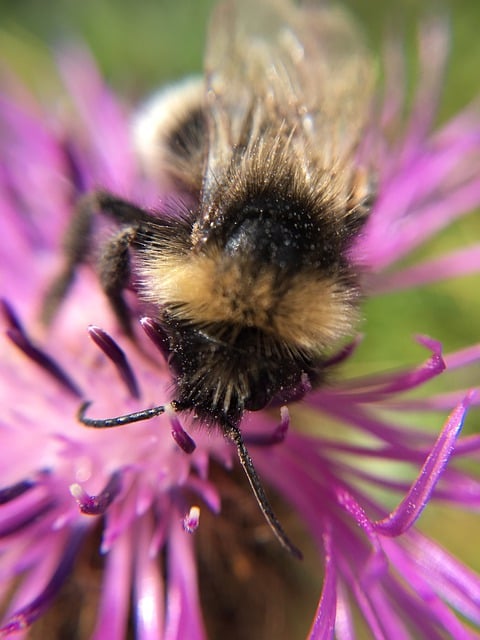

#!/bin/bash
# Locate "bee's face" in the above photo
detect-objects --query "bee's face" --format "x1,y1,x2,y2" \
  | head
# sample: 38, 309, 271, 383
163, 316, 321, 426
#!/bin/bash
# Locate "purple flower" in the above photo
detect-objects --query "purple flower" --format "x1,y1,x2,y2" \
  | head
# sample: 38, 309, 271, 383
2, 26, 480, 640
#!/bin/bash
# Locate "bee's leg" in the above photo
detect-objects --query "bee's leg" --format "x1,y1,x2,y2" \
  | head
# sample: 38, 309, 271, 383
41, 196, 95, 326
41, 191, 149, 331
97, 225, 138, 336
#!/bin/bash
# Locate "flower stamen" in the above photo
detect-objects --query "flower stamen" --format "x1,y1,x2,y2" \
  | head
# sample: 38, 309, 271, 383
88, 325, 140, 398
183, 505, 200, 533
140, 316, 171, 362
70, 471, 122, 515
2, 300, 82, 397
167, 408, 196, 454
245, 406, 290, 446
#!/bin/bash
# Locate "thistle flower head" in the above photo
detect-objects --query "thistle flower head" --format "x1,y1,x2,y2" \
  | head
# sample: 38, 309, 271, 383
2, 23, 480, 640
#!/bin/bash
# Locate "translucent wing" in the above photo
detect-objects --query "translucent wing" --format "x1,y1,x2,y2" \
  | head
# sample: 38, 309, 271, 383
201, 0, 375, 207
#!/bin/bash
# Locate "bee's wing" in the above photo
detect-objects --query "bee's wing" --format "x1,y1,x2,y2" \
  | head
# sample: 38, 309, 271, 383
202, 0, 375, 204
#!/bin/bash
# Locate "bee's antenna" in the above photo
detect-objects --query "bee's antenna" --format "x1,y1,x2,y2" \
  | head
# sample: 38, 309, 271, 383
226, 423, 303, 560
78, 401, 166, 428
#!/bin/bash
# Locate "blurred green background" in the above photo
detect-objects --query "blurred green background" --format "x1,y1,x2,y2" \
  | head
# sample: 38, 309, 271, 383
1, 0, 480, 636
1, 0, 479, 106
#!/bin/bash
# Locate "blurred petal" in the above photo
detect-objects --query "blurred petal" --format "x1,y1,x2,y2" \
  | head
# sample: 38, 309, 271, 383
309, 526, 336, 640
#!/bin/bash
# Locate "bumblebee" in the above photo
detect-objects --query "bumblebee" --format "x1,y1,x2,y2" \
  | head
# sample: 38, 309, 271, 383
44, 0, 375, 556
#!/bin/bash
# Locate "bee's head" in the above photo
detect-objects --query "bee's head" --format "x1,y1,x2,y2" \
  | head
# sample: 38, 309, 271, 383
158, 316, 320, 427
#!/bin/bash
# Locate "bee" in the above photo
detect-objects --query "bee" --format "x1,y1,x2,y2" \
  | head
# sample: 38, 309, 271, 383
43, 0, 375, 557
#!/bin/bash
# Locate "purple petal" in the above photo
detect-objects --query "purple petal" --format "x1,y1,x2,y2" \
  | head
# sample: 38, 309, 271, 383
0, 528, 84, 636
164, 520, 206, 640
61, 138, 91, 194
399, 19, 449, 161
133, 514, 164, 640
100, 493, 136, 555
363, 582, 415, 640
384, 536, 480, 638
371, 244, 480, 294
0, 478, 37, 505
375, 393, 473, 536
184, 477, 221, 515
343, 571, 387, 639
406, 532, 480, 624
451, 433, 480, 457
373, 575, 445, 640
0, 489, 56, 538
58, 49, 135, 192
378, 35, 406, 131
309, 524, 336, 640
308, 399, 432, 448
90, 525, 132, 640
380, 388, 480, 414
376, 571, 447, 640
245, 406, 290, 446
334, 582, 355, 640
323, 337, 363, 368
0, 96, 70, 244
363, 177, 480, 270
444, 343, 480, 371
334, 489, 389, 583
358, 109, 480, 271
327, 336, 445, 401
